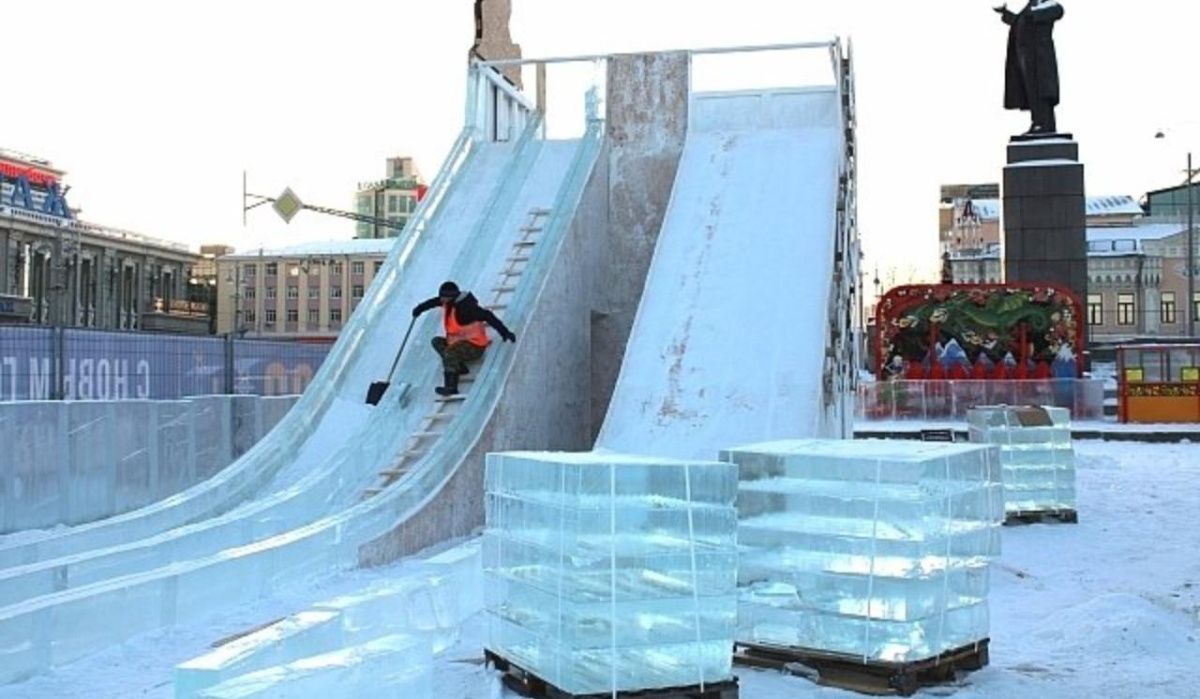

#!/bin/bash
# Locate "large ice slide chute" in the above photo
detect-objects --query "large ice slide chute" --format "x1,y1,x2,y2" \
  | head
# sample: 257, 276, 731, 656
0, 62, 607, 682
598, 41, 860, 458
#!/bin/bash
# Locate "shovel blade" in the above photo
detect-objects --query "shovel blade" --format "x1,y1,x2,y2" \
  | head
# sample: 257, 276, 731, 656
365, 381, 390, 406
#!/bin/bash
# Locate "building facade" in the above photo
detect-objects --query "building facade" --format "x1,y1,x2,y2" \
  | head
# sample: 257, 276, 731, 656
941, 184, 1196, 341
0, 148, 215, 333
215, 239, 393, 339
354, 157, 426, 239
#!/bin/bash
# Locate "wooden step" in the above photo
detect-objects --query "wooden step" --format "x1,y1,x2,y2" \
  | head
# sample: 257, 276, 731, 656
378, 467, 409, 478
492, 286, 517, 293
363, 488, 383, 498
505, 256, 531, 263
410, 431, 442, 439
512, 240, 537, 247
483, 304, 506, 311
435, 394, 466, 403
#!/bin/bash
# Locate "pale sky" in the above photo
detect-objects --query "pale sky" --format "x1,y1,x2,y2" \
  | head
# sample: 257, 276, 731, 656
5, 0, 1198, 281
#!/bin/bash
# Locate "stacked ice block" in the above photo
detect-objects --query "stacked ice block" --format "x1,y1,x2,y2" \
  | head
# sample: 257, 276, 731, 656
967, 405, 1076, 514
484, 451, 738, 695
726, 439, 1003, 662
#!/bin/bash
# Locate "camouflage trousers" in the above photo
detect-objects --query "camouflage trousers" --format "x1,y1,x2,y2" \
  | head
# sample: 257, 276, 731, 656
431, 337, 485, 374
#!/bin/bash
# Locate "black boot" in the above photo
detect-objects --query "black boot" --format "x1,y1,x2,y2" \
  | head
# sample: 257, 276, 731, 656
435, 371, 459, 396
457, 362, 469, 376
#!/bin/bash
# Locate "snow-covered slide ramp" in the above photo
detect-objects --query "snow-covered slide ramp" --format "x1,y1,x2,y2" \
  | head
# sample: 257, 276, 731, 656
598, 80, 854, 458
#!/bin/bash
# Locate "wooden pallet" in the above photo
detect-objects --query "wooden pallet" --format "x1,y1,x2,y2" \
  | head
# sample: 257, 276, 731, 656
733, 639, 989, 696
1004, 508, 1078, 526
485, 649, 739, 699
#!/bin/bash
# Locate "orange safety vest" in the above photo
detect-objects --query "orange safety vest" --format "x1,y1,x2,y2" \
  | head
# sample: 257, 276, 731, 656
443, 305, 490, 348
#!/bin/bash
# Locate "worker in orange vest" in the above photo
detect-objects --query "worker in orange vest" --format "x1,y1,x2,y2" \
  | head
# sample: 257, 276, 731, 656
412, 281, 516, 396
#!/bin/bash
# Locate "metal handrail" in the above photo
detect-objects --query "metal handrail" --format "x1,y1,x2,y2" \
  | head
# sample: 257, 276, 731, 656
475, 40, 838, 67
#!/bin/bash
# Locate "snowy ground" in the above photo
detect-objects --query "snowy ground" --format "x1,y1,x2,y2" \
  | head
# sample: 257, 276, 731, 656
2, 441, 1197, 698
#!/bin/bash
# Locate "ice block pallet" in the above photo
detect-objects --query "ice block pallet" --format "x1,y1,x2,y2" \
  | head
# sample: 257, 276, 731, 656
1003, 508, 1078, 525
485, 650, 740, 699
967, 405, 1077, 526
733, 639, 989, 697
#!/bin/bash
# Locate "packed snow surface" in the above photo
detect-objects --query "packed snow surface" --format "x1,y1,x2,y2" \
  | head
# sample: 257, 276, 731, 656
5, 441, 1196, 698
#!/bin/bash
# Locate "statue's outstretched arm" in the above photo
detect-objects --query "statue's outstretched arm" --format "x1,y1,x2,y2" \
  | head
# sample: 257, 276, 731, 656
1029, 2, 1064, 22
994, 5, 1017, 25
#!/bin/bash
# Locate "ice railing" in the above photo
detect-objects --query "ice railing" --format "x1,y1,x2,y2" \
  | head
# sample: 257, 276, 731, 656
857, 379, 1106, 422
0, 63, 514, 570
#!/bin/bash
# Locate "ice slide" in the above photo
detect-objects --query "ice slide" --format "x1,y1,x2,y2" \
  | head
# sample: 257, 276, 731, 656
0, 65, 606, 682
597, 82, 856, 458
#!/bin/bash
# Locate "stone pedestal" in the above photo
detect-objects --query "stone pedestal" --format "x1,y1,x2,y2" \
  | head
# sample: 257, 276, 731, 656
1002, 136, 1087, 301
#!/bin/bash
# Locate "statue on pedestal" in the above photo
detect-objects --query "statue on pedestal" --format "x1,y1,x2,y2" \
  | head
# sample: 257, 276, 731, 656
995, 1, 1064, 136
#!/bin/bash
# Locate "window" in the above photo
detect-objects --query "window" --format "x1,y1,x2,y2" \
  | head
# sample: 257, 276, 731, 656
286, 309, 298, 322
331, 286, 342, 299
244, 287, 256, 300
1087, 294, 1103, 326
330, 262, 343, 276
388, 195, 399, 213
352, 285, 364, 299
265, 263, 278, 276
286, 286, 299, 299
374, 261, 383, 274
352, 261, 364, 275
1194, 292, 1200, 325
1161, 292, 1177, 324
330, 307, 342, 323
308, 286, 320, 299
243, 263, 257, 277
402, 195, 416, 213
266, 286, 277, 300
1117, 293, 1135, 326
265, 308, 276, 324
307, 309, 320, 324
244, 309, 256, 323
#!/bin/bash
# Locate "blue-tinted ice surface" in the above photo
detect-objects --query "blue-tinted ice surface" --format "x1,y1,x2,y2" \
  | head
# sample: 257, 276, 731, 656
483, 451, 738, 694
194, 634, 430, 699
968, 406, 1076, 513
723, 439, 1004, 662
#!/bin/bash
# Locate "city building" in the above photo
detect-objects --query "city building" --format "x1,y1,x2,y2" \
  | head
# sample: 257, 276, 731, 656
1144, 181, 1200, 219
0, 148, 216, 333
939, 184, 1197, 341
353, 157, 427, 239
215, 239, 394, 339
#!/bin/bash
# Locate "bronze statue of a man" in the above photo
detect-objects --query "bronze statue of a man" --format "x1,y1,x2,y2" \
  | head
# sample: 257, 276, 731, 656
995, 1, 1064, 136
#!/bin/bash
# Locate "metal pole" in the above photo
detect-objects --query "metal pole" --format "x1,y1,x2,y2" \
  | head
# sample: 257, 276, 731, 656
1188, 151, 1195, 338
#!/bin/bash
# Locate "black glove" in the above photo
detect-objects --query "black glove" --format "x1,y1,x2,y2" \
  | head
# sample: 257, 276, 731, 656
502, 330, 517, 343
411, 306, 421, 318
992, 4, 1007, 14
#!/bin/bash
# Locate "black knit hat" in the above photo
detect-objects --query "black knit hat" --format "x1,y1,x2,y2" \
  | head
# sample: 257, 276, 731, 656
438, 281, 460, 297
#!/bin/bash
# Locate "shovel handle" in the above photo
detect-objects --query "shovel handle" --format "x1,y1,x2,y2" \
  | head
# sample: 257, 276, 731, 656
386, 316, 417, 381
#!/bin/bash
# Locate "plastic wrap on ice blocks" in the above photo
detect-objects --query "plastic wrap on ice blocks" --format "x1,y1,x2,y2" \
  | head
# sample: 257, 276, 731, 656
967, 405, 1076, 514
195, 633, 431, 698
722, 439, 1004, 662
483, 451, 738, 695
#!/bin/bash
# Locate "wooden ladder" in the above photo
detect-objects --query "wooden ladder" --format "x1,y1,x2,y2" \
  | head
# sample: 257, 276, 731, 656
363, 208, 552, 499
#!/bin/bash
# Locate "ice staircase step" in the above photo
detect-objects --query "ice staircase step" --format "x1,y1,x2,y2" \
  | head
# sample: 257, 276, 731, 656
175, 610, 343, 699
195, 634, 431, 699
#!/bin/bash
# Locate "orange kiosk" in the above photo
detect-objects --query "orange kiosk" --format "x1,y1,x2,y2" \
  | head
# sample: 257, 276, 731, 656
1117, 344, 1200, 423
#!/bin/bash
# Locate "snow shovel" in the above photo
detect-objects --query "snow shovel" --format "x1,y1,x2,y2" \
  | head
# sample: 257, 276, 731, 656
366, 317, 416, 406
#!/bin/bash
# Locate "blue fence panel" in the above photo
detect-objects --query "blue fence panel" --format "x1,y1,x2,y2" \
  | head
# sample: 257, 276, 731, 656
0, 325, 334, 401
231, 340, 332, 397
63, 329, 228, 400
0, 326, 54, 401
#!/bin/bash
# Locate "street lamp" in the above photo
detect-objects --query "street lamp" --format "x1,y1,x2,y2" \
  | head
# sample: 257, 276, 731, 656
1154, 130, 1198, 338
